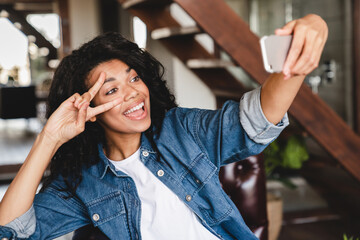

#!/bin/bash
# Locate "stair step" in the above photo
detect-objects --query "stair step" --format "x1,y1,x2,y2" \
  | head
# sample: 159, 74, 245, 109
151, 26, 201, 40
213, 89, 242, 98
186, 59, 235, 69
122, 0, 172, 9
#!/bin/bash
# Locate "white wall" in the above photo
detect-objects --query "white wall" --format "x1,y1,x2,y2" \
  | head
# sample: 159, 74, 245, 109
68, 0, 100, 50
146, 35, 216, 110
172, 58, 216, 109
167, 4, 216, 110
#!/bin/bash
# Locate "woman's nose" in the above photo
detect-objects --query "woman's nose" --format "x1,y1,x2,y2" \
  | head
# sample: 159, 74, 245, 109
123, 86, 138, 102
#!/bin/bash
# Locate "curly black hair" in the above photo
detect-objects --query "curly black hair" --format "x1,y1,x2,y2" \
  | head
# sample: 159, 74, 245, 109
41, 32, 177, 194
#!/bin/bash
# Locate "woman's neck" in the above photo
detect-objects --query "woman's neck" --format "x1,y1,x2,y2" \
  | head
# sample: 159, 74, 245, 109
103, 132, 141, 161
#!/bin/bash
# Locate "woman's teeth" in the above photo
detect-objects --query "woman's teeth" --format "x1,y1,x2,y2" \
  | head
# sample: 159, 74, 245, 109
124, 102, 144, 115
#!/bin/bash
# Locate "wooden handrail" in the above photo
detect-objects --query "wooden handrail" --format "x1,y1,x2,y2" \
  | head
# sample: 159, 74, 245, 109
173, 0, 360, 182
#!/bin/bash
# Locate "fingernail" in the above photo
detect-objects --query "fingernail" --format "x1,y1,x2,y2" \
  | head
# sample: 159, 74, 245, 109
283, 68, 289, 76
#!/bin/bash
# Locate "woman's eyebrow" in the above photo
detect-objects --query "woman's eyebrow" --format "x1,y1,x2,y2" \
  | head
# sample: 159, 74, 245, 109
104, 77, 116, 84
103, 67, 132, 84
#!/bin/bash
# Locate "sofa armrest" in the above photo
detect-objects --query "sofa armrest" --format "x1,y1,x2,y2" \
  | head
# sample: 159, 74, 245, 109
219, 155, 268, 240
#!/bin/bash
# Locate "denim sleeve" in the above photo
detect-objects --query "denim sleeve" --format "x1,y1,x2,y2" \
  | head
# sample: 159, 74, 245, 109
0, 182, 90, 239
3, 206, 36, 238
239, 86, 289, 144
187, 87, 288, 167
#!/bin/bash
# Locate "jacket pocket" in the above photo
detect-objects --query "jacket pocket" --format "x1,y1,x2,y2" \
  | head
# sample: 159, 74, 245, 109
180, 153, 232, 225
180, 153, 217, 191
85, 191, 126, 226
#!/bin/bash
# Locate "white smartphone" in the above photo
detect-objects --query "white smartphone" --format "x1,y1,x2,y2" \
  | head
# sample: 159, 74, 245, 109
260, 35, 292, 73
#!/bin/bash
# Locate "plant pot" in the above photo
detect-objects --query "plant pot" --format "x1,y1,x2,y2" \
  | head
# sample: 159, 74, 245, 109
267, 192, 283, 240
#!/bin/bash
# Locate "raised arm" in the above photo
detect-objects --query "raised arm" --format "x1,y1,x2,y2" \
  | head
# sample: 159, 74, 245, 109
260, 14, 328, 124
0, 72, 121, 226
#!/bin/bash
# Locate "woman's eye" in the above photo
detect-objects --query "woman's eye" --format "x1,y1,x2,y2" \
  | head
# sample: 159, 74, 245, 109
106, 88, 118, 95
130, 76, 140, 83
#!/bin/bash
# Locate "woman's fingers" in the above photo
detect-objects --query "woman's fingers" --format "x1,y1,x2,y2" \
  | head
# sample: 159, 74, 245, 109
87, 98, 122, 121
290, 31, 317, 75
88, 72, 106, 100
68, 94, 77, 103
76, 102, 89, 131
277, 14, 328, 79
76, 72, 106, 109
282, 27, 306, 79
300, 38, 324, 75
58, 72, 116, 130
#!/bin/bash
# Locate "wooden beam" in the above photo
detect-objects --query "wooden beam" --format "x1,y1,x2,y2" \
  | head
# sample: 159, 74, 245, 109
99, 0, 120, 33
173, 0, 360, 182
173, 0, 267, 81
186, 59, 235, 69
3, 6, 58, 60
54, 0, 71, 57
122, 0, 171, 9
301, 157, 360, 217
353, 0, 360, 134
0, 0, 53, 3
13, 2, 53, 12
151, 26, 201, 40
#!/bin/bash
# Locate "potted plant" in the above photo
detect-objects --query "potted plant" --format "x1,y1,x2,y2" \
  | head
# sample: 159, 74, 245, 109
264, 134, 309, 240
264, 134, 309, 188
343, 234, 360, 240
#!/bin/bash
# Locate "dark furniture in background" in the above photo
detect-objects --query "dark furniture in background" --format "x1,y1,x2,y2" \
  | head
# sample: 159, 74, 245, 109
73, 155, 268, 240
219, 155, 268, 240
0, 86, 37, 119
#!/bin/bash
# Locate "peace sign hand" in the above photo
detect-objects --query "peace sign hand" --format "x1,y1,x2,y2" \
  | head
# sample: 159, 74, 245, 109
42, 72, 121, 146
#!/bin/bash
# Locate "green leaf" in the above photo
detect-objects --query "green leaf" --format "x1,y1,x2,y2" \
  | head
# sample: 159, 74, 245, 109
281, 135, 309, 169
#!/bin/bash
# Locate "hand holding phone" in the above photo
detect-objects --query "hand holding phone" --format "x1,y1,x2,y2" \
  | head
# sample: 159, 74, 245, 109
260, 35, 292, 73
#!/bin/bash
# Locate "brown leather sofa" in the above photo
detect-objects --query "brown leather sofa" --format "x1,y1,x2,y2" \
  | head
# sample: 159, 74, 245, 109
73, 155, 268, 240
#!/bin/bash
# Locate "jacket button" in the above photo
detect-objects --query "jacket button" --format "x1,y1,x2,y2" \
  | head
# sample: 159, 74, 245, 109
157, 169, 164, 177
92, 213, 100, 221
142, 151, 149, 157
195, 179, 201, 184
186, 195, 192, 202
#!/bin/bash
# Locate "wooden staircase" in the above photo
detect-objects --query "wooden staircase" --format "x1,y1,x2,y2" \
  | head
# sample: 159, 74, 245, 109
118, 0, 360, 183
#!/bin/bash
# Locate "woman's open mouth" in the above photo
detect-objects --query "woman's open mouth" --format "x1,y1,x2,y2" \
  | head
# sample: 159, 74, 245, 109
123, 102, 146, 120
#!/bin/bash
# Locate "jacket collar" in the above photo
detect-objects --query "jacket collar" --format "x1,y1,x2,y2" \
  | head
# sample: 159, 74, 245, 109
96, 132, 156, 179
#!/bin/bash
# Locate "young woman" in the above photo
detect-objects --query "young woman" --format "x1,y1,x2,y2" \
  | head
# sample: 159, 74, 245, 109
0, 14, 327, 239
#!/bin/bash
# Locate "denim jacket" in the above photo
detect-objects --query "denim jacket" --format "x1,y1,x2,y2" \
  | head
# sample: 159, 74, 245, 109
0, 87, 288, 240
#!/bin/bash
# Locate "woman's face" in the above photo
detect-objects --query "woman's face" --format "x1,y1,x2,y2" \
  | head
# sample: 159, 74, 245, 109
88, 59, 151, 138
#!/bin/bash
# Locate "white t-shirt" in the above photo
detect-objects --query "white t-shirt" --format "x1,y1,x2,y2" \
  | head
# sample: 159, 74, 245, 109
108, 149, 219, 240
